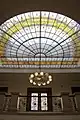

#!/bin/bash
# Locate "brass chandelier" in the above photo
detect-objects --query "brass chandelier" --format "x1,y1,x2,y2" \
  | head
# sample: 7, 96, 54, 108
29, 72, 52, 86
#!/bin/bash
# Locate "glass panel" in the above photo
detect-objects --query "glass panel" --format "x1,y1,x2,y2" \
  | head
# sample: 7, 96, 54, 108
0, 11, 80, 68
41, 93, 48, 111
31, 93, 38, 110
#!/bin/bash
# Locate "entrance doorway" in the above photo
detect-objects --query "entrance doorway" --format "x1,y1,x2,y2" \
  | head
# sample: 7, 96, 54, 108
27, 88, 52, 111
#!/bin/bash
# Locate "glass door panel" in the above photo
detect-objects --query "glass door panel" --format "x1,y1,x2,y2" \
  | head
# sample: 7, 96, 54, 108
31, 93, 38, 110
41, 93, 48, 111
27, 88, 52, 111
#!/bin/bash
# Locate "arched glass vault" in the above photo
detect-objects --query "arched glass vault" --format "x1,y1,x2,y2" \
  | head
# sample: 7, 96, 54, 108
0, 11, 80, 68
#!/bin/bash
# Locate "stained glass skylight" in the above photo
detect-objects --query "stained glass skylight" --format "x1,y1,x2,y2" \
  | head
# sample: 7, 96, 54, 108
0, 11, 80, 68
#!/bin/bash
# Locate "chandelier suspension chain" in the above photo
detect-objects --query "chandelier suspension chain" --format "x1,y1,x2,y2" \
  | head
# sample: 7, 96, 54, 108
39, 11, 41, 71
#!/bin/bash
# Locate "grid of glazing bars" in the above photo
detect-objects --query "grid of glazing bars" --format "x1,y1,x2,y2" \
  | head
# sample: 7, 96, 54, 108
0, 11, 80, 68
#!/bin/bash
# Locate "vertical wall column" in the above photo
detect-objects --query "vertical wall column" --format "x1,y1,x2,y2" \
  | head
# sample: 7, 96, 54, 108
9, 92, 19, 111
74, 92, 80, 112
0, 92, 5, 111
61, 92, 73, 112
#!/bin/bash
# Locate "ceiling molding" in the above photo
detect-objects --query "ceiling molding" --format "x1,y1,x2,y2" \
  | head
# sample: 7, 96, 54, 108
0, 68, 80, 73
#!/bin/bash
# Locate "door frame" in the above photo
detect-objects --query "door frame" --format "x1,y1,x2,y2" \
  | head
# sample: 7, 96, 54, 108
27, 87, 52, 111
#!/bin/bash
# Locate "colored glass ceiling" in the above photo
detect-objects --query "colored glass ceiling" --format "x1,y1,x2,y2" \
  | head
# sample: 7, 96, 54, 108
0, 11, 80, 68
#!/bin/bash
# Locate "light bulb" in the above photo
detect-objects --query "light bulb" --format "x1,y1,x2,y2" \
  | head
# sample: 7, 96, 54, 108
35, 72, 38, 76
33, 82, 36, 85
48, 75, 52, 79
30, 79, 33, 83
30, 74, 34, 78
38, 83, 41, 86
40, 72, 44, 76
49, 78, 52, 81
42, 83, 46, 86
47, 81, 50, 84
